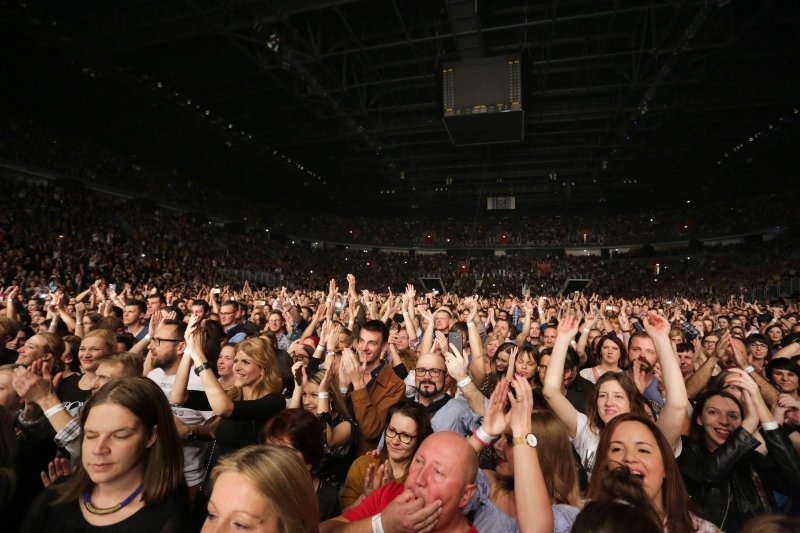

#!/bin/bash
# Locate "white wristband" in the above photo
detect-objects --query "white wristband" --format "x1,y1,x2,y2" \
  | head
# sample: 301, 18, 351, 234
582, 327, 591, 333
338, 386, 350, 395
317, 392, 330, 399
761, 421, 779, 431
467, 322, 477, 329
744, 365, 755, 374
44, 404, 66, 418
371, 514, 385, 533
457, 375, 473, 388
476, 425, 498, 443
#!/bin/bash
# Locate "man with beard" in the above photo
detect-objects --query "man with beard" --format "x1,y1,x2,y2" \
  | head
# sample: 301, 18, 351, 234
406, 352, 480, 436
686, 330, 779, 404
145, 319, 213, 492
626, 332, 664, 406
340, 320, 405, 454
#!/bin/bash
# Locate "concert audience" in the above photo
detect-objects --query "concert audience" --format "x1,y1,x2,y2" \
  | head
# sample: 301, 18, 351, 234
1, 137, 800, 532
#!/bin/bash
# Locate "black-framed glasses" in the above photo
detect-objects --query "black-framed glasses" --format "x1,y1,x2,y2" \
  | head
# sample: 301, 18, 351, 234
749, 342, 768, 348
385, 426, 416, 444
291, 354, 309, 363
150, 337, 182, 347
414, 367, 444, 377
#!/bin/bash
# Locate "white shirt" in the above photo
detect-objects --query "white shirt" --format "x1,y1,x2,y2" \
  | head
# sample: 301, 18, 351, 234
147, 368, 213, 486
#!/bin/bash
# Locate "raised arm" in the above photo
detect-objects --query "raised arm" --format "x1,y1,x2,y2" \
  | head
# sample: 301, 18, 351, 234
185, 317, 234, 417
576, 309, 599, 365
445, 342, 488, 416
643, 311, 688, 451
542, 312, 580, 437
685, 331, 728, 399
466, 298, 487, 388
514, 299, 533, 347
417, 306, 435, 355
508, 375, 554, 533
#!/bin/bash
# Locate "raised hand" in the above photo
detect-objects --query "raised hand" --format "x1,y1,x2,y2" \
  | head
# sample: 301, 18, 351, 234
444, 342, 469, 381
508, 375, 534, 437
340, 348, 362, 388
642, 310, 670, 338
363, 460, 391, 498
433, 331, 449, 355
556, 311, 579, 338
481, 379, 510, 436
291, 361, 307, 387
505, 346, 519, 382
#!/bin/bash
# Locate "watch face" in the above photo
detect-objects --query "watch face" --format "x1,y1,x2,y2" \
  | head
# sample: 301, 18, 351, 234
526, 434, 538, 447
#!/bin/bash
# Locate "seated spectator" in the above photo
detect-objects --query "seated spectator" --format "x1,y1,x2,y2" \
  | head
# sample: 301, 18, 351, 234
339, 400, 432, 509
322, 432, 481, 533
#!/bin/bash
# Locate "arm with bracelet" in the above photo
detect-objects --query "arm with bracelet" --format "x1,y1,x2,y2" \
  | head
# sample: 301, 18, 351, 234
445, 343, 487, 416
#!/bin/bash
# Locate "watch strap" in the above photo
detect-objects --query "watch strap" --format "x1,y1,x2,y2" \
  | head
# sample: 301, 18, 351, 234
194, 362, 213, 375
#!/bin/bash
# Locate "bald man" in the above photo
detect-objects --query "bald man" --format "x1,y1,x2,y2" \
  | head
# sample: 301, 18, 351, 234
321, 432, 479, 532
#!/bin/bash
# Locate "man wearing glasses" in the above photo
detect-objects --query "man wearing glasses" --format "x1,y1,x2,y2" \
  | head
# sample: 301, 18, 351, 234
411, 352, 481, 436
745, 334, 770, 374
146, 319, 214, 491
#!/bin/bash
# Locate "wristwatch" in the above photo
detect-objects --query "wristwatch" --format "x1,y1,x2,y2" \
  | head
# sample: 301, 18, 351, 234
194, 362, 213, 375
512, 433, 538, 448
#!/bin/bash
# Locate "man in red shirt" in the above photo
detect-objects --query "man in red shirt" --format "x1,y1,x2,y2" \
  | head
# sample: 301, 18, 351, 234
321, 432, 478, 532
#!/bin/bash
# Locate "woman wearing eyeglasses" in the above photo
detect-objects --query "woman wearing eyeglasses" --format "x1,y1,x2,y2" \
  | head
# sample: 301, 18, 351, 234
338, 400, 432, 509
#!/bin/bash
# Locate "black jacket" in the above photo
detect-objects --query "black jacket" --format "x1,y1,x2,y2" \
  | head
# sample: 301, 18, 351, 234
678, 426, 800, 532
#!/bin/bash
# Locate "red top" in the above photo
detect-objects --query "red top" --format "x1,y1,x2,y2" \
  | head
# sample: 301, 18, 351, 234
341, 481, 478, 532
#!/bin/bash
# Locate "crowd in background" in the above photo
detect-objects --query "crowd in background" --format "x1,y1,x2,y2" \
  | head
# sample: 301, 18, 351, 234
1, 120, 799, 533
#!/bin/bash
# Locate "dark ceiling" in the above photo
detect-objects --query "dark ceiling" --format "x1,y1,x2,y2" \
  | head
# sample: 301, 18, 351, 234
2, 0, 799, 214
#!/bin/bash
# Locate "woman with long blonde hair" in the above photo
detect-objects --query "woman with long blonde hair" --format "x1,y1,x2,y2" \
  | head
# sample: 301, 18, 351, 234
178, 318, 285, 469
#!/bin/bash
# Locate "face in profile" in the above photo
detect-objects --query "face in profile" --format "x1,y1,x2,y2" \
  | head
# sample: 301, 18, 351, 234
203, 471, 280, 533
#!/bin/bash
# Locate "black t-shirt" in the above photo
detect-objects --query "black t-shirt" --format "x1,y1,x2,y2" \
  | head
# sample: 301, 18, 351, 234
55, 373, 91, 412
317, 479, 341, 521
20, 487, 191, 533
211, 392, 285, 463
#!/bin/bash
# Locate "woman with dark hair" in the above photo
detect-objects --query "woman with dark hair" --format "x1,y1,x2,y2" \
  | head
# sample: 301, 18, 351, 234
60, 334, 83, 378
766, 358, 799, 401
588, 413, 717, 532
678, 370, 800, 531
288, 363, 355, 484
578, 334, 629, 385
21, 377, 188, 532
544, 311, 687, 474
572, 468, 662, 533
262, 408, 341, 520
339, 399, 432, 509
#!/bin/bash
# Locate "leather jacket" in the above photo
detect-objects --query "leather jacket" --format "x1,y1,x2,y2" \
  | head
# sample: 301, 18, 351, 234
678, 426, 800, 532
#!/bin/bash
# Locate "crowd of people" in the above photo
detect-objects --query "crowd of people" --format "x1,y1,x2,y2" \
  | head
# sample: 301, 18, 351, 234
2, 117, 798, 250
1, 268, 799, 532
1, 173, 797, 305
1, 119, 800, 532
